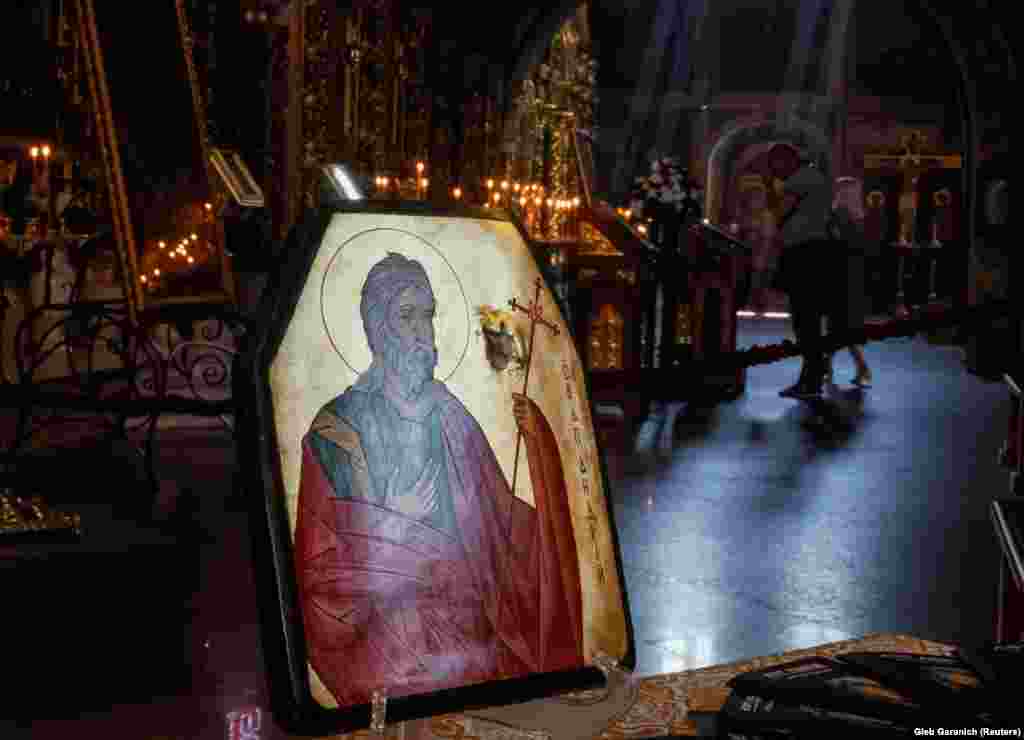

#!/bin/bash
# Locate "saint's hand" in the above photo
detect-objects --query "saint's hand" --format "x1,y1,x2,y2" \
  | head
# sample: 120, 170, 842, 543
388, 460, 441, 520
512, 393, 541, 439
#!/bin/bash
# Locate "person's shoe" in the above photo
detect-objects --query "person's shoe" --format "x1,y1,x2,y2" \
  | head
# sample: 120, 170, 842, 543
852, 367, 873, 387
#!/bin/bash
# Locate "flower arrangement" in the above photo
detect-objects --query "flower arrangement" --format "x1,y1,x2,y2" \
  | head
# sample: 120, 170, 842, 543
476, 305, 527, 374
631, 156, 702, 217
477, 304, 516, 334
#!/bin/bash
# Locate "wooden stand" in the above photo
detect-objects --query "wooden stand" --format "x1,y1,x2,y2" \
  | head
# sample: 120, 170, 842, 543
562, 208, 748, 432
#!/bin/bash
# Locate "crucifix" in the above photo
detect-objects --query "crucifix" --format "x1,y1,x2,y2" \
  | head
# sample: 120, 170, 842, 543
508, 276, 560, 494
864, 131, 961, 306
864, 131, 962, 247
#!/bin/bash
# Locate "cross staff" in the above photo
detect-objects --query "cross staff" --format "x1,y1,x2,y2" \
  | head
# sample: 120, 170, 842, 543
508, 276, 560, 495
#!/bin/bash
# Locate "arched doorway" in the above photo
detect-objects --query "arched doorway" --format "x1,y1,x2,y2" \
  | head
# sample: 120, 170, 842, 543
705, 115, 831, 226
705, 117, 831, 314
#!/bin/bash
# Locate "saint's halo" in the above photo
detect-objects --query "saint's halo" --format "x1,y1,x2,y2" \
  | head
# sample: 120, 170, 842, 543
320, 226, 470, 381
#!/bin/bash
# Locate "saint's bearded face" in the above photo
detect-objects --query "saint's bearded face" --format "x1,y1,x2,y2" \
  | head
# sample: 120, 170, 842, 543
380, 284, 438, 399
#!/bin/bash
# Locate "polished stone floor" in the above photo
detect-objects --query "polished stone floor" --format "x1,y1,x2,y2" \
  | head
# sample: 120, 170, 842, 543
606, 319, 1009, 677
5, 318, 1011, 737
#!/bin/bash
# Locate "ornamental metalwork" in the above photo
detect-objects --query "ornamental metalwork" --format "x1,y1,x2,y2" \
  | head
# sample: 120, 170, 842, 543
588, 303, 623, 370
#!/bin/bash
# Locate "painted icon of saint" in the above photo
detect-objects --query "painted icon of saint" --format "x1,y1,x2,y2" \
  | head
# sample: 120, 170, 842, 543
294, 252, 583, 707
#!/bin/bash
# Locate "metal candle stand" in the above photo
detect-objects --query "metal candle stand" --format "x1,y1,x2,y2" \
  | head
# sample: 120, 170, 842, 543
928, 223, 943, 301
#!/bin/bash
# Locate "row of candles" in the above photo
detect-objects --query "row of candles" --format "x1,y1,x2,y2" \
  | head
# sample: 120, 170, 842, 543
373, 161, 432, 199
484, 180, 583, 241
615, 206, 651, 238
139, 202, 215, 288
371, 162, 584, 240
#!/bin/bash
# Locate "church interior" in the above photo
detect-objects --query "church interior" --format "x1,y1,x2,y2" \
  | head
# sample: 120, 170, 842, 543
0, 0, 1019, 737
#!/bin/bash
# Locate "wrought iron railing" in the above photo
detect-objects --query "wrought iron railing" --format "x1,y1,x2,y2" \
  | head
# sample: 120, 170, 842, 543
0, 235, 248, 507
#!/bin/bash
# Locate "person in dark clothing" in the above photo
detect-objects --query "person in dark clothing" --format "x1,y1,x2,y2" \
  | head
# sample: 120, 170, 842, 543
826, 177, 872, 387
755, 144, 834, 398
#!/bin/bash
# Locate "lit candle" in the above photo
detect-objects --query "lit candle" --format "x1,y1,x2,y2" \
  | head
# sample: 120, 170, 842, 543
486, 179, 494, 191
140, 275, 147, 284
501, 180, 509, 193
159, 241, 166, 249
204, 202, 213, 212
154, 268, 161, 276
513, 182, 520, 193
519, 196, 527, 208
453, 186, 462, 201
420, 177, 429, 199
187, 256, 194, 264
493, 192, 501, 206
416, 161, 425, 176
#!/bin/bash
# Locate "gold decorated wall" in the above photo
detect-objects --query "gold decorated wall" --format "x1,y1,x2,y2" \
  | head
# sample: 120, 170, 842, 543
270, 2, 597, 240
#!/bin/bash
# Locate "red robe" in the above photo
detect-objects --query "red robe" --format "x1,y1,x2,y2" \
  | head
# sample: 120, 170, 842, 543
294, 385, 583, 708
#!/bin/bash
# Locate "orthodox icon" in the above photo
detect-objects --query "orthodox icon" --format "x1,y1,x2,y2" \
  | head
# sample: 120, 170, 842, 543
255, 211, 631, 728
